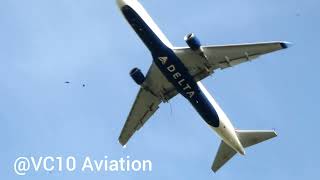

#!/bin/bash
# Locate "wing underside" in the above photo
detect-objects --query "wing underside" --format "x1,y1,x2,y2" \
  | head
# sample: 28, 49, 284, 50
174, 41, 289, 82
119, 87, 160, 146
119, 63, 177, 146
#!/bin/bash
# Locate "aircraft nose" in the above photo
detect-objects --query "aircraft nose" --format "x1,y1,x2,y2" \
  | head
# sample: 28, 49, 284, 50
116, 0, 126, 8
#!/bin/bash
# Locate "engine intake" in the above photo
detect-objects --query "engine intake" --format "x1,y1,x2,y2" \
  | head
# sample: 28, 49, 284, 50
184, 33, 208, 60
184, 33, 202, 51
130, 67, 145, 85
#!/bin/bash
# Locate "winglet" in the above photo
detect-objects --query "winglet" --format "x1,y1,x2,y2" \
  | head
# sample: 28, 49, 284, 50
280, 42, 293, 49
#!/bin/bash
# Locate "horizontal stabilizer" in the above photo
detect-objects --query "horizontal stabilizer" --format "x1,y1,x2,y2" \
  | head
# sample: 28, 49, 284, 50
212, 141, 237, 172
235, 130, 277, 148
212, 129, 277, 172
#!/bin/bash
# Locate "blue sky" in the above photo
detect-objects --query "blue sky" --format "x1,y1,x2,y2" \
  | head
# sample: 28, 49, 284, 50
1, 0, 319, 179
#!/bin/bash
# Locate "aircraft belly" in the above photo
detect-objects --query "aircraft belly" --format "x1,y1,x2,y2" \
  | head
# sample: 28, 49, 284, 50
153, 52, 220, 128
121, 4, 220, 129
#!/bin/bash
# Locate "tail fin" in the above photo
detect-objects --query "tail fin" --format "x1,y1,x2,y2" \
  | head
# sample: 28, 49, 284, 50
212, 130, 277, 172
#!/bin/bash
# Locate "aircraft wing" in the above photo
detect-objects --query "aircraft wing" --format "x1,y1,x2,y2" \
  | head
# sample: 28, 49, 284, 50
119, 63, 177, 146
174, 41, 290, 82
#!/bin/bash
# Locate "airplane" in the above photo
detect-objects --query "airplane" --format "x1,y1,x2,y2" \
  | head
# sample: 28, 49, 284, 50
116, 0, 290, 172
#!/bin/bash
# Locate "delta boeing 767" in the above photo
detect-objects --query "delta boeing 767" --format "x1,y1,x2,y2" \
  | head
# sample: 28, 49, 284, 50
117, 0, 290, 172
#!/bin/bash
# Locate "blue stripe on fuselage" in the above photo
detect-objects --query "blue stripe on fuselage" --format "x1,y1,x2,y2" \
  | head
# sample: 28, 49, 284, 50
122, 6, 220, 127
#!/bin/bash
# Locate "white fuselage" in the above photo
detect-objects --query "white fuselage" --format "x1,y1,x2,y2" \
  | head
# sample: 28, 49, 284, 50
117, 0, 245, 155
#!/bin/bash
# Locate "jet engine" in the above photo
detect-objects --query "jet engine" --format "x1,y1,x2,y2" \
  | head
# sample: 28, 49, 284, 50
130, 67, 145, 85
184, 33, 202, 51
184, 33, 208, 59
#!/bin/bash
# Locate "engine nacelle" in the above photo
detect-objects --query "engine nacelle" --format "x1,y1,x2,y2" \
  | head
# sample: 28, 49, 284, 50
130, 67, 145, 85
184, 33, 202, 51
